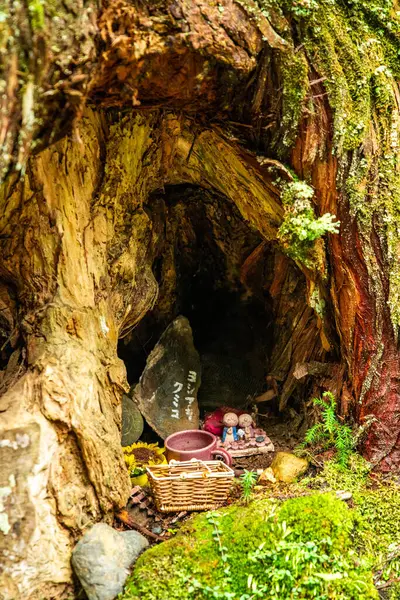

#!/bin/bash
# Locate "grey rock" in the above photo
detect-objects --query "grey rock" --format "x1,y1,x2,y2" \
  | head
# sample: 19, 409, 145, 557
71, 523, 149, 600
133, 316, 201, 440
121, 394, 144, 446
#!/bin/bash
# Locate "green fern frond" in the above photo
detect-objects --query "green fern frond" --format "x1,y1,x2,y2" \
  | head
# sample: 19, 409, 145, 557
322, 391, 336, 406
333, 422, 353, 467
302, 391, 354, 467
334, 424, 353, 456
322, 404, 337, 436
304, 423, 325, 445
312, 396, 326, 408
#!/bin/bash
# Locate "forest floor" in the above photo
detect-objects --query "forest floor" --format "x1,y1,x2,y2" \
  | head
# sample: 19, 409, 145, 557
116, 452, 400, 600
116, 409, 302, 542
110, 397, 400, 600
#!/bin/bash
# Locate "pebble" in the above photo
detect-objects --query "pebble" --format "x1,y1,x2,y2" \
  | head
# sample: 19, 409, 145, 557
270, 452, 308, 483
336, 490, 352, 501
151, 525, 163, 535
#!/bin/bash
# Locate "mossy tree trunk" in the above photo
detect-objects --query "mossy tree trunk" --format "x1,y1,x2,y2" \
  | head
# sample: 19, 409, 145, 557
2, 0, 400, 597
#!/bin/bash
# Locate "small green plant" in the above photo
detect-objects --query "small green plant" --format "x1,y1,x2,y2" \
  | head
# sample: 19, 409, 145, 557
187, 511, 234, 599
278, 181, 340, 268
240, 470, 257, 504
300, 391, 354, 467
244, 524, 372, 600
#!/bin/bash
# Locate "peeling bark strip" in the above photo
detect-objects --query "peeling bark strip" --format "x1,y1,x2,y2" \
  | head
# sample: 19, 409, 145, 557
2, 0, 400, 596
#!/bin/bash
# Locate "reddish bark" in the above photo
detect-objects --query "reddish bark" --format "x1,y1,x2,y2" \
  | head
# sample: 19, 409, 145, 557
292, 97, 400, 469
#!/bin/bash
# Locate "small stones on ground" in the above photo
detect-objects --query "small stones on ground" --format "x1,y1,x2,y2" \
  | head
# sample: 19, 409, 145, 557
71, 522, 149, 600
151, 525, 163, 535
336, 490, 352, 501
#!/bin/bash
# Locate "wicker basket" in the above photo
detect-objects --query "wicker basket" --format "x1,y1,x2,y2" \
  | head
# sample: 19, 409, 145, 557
146, 459, 235, 512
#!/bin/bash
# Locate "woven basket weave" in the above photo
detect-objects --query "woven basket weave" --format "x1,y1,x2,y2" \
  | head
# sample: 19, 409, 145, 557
146, 459, 235, 512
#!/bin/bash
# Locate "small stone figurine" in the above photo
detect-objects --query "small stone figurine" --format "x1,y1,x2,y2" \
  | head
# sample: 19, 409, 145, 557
221, 412, 239, 446
238, 413, 254, 441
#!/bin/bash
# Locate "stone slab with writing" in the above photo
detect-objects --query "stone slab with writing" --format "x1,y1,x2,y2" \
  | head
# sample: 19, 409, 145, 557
132, 316, 201, 440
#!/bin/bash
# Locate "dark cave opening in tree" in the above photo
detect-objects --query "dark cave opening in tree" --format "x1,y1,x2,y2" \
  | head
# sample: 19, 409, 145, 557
117, 185, 318, 426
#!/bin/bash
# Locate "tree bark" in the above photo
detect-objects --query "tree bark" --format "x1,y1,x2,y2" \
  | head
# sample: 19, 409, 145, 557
2, 0, 400, 596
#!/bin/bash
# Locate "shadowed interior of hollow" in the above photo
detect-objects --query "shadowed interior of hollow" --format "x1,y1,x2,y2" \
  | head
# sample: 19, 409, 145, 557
119, 185, 275, 414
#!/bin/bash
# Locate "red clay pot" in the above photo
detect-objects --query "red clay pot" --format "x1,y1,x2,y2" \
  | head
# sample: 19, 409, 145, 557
165, 429, 232, 466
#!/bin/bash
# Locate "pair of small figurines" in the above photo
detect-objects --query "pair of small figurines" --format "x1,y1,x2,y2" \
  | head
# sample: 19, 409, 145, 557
221, 412, 254, 445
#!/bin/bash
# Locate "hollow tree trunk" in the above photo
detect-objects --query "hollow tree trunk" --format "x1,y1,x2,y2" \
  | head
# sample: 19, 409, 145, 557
0, 106, 321, 597
2, 0, 400, 596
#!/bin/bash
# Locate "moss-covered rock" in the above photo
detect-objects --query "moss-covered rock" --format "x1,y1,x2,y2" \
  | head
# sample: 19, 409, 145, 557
120, 493, 377, 599
300, 456, 400, 597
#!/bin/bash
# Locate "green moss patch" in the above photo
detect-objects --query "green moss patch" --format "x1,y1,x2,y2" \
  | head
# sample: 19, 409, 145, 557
121, 493, 377, 600
302, 456, 400, 598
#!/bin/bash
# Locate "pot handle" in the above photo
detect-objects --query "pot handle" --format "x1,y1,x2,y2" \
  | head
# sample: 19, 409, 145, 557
211, 447, 232, 467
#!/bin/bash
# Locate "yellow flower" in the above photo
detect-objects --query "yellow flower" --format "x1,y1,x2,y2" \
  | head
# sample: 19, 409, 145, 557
122, 442, 166, 484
